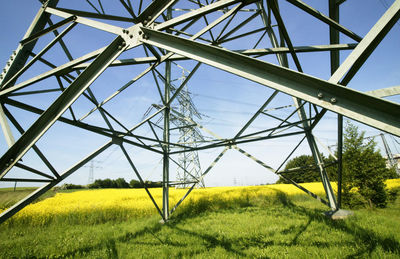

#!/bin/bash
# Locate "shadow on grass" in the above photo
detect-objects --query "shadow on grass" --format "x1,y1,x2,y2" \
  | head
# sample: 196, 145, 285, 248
43, 191, 271, 258
165, 223, 249, 257
39, 222, 164, 259
52, 219, 248, 258
276, 191, 400, 257
37, 190, 400, 258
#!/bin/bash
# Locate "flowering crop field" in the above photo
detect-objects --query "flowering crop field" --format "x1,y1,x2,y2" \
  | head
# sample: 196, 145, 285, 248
386, 178, 400, 189
1, 180, 400, 258
2, 179, 399, 227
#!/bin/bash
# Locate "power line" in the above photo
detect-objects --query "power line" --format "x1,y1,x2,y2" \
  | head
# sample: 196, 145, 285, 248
199, 108, 254, 115
390, 135, 400, 154
193, 93, 260, 107
379, 0, 389, 8
378, 0, 400, 27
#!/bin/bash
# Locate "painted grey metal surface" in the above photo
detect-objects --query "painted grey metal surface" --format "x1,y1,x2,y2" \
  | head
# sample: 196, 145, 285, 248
140, 27, 400, 136
367, 86, 400, 98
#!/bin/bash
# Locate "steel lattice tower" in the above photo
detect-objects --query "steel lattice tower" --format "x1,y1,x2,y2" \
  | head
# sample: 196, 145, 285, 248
143, 64, 205, 188
174, 67, 205, 188
1, 0, 400, 223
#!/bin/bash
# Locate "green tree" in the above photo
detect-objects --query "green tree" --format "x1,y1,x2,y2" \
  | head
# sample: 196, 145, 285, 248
276, 154, 336, 184
129, 179, 143, 188
341, 122, 395, 208
276, 122, 396, 208
277, 155, 318, 183
89, 178, 117, 188
114, 178, 130, 188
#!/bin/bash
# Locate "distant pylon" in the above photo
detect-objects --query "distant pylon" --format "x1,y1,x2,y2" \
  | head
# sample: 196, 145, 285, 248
380, 133, 400, 175
174, 65, 204, 188
85, 160, 102, 185
143, 64, 205, 188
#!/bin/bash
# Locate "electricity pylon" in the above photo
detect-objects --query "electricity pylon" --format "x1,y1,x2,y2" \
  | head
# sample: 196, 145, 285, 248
0, 0, 400, 224
143, 64, 205, 188
174, 66, 205, 188
84, 160, 102, 185
380, 133, 400, 175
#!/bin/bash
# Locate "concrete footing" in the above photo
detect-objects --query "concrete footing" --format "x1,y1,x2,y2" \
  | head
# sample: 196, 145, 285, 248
159, 218, 170, 224
325, 209, 354, 220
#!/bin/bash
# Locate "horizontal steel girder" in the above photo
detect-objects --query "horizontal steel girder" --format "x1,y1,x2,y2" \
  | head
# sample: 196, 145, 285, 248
71, 43, 357, 69
139, 27, 400, 137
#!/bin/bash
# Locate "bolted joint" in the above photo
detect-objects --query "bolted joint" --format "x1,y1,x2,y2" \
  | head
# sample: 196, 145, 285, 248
112, 136, 123, 145
227, 140, 235, 149
72, 15, 77, 21
317, 92, 324, 99
121, 25, 142, 45
118, 43, 126, 50
4, 159, 15, 168
118, 40, 127, 50
143, 34, 149, 40
330, 97, 337, 104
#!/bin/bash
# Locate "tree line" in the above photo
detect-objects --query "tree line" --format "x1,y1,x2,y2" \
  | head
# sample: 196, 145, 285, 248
59, 178, 162, 190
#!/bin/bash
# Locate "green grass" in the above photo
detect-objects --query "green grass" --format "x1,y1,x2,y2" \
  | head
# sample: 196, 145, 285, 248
0, 191, 399, 258
0, 187, 58, 210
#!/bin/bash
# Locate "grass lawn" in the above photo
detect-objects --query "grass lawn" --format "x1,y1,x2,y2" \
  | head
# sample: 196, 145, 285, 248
0, 187, 58, 210
0, 189, 399, 258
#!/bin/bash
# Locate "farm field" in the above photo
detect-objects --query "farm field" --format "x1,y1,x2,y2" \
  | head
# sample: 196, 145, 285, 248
0, 187, 58, 210
0, 180, 399, 258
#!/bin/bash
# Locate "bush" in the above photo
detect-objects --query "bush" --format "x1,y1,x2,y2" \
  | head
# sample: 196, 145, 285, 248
59, 184, 85, 190
277, 121, 396, 209
276, 155, 337, 184
88, 178, 118, 189
86, 178, 162, 189
341, 122, 394, 208
129, 179, 142, 188
114, 178, 130, 188
129, 179, 162, 188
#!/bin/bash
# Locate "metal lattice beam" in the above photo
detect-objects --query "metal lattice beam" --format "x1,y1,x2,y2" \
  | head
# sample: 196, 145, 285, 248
140, 26, 400, 136
0, 0, 399, 224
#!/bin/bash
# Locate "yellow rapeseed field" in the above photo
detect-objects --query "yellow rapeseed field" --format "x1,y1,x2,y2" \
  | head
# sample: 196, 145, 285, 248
1, 179, 399, 226
386, 178, 400, 189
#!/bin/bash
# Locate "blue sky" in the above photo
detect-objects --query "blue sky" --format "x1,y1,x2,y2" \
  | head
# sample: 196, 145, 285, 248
0, 0, 399, 188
